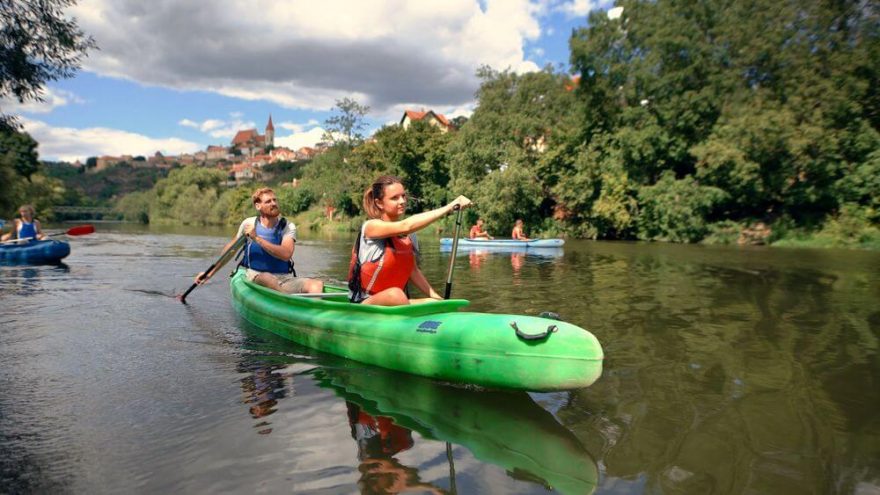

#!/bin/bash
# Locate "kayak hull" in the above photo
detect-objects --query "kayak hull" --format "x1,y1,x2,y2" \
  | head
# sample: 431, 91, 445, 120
0, 240, 70, 264
440, 238, 565, 248
230, 269, 602, 391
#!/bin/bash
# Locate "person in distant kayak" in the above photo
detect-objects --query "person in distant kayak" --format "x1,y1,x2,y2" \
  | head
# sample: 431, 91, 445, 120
348, 175, 472, 306
511, 219, 531, 241
1, 205, 45, 242
468, 218, 493, 240
194, 187, 323, 294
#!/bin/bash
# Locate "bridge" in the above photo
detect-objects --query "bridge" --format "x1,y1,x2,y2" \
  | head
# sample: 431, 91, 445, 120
52, 206, 117, 220
53, 206, 114, 214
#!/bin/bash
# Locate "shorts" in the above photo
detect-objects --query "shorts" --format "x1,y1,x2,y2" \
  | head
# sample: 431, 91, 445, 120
245, 269, 311, 294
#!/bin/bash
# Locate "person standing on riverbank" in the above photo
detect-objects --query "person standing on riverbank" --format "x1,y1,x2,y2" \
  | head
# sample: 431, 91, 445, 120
195, 187, 323, 294
1, 205, 45, 242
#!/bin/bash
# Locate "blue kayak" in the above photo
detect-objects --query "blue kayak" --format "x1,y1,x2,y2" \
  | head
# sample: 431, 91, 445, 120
0, 240, 70, 264
439, 238, 565, 248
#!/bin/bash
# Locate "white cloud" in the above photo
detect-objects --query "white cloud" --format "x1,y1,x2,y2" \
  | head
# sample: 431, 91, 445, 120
2, 88, 84, 114
275, 127, 326, 150
71, 0, 550, 118
555, 0, 603, 18
22, 118, 201, 162
177, 115, 257, 139
278, 119, 320, 134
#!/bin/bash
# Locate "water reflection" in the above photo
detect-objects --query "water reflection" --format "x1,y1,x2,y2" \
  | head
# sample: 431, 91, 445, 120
0, 263, 69, 296
347, 403, 446, 494
237, 360, 290, 434
316, 365, 598, 495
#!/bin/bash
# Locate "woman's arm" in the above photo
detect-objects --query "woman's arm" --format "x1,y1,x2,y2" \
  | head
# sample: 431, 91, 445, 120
409, 266, 441, 299
35, 220, 45, 240
365, 196, 471, 239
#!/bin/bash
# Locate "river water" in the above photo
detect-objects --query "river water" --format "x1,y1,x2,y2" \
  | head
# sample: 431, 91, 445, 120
1, 224, 877, 494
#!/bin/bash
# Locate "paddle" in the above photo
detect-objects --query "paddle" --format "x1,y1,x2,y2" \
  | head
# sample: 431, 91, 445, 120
0, 224, 95, 245
443, 205, 463, 299
178, 234, 248, 304
46, 224, 95, 237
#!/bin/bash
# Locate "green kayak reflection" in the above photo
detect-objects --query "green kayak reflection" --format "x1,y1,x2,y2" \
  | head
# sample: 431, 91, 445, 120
315, 365, 599, 495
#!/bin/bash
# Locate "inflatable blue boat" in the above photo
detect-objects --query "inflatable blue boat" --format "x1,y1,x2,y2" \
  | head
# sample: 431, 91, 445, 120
0, 240, 70, 264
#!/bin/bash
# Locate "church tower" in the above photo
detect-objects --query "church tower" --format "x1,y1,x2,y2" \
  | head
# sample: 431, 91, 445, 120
265, 115, 275, 147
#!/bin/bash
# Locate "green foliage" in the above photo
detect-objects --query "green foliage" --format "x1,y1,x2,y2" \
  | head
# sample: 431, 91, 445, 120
351, 121, 452, 212
276, 186, 315, 215
471, 161, 544, 235
0, 129, 39, 180
637, 172, 727, 243
1, 129, 66, 218
114, 190, 152, 223
45, 161, 169, 203
150, 167, 228, 225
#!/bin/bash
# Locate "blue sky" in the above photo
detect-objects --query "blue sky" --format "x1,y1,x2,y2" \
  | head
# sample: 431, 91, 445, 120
6, 0, 612, 162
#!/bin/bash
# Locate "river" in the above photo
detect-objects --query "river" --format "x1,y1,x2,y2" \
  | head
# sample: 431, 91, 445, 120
1, 224, 878, 494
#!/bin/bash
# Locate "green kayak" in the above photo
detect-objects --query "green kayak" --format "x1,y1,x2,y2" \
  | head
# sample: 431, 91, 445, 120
230, 268, 603, 391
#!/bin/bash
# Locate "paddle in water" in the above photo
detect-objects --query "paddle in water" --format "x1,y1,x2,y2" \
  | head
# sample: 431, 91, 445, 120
178, 235, 248, 304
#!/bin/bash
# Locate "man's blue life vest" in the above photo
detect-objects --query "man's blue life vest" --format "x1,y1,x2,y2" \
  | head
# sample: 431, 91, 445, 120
18, 220, 38, 240
242, 217, 294, 274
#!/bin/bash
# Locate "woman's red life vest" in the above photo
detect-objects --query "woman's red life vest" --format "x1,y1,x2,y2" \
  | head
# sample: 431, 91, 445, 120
348, 232, 415, 298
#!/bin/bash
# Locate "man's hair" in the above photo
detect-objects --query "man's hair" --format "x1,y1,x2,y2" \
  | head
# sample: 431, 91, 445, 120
251, 187, 275, 205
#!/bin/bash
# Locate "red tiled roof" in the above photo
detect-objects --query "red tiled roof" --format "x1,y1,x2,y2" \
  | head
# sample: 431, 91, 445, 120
401, 109, 452, 128
232, 129, 258, 145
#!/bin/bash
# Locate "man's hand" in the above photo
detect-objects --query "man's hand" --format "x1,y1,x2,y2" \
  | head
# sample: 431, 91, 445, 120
194, 271, 210, 285
243, 223, 257, 240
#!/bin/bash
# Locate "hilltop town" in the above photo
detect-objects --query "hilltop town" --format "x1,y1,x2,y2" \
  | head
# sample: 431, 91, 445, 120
65, 110, 457, 186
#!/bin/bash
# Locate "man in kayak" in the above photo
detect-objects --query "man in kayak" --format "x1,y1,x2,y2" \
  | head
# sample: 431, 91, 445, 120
0, 204, 45, 242
195, 187, 323, 294
349, 175, 471, 306
511, 219, 531, 241
468, 218, 493, 240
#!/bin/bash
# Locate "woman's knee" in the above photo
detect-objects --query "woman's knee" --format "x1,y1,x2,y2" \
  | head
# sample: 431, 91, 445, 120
365, 287, 408, 306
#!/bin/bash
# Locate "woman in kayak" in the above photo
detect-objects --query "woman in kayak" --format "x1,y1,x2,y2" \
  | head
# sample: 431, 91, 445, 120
0, 204, 45, 242
511, 219, 531, 241
349, 175, 471, 306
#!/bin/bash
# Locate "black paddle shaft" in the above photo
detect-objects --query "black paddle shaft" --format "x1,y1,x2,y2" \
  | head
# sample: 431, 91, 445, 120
444, 205, 463, 299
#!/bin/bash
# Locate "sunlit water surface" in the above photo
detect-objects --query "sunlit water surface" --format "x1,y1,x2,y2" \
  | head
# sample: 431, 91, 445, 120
1, 224, 878, 494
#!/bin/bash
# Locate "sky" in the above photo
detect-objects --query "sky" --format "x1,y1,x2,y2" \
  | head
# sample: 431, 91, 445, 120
5, 0, 613, 162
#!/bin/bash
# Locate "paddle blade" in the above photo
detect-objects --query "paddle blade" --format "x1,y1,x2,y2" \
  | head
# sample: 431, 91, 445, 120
66, 225, 95, 236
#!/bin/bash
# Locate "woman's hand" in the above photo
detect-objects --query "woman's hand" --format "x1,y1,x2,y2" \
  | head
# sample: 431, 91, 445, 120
449, 195, 473, 211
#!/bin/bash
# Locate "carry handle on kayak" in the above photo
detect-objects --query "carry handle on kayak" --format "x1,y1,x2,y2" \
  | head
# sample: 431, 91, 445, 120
510, 321, 558, 341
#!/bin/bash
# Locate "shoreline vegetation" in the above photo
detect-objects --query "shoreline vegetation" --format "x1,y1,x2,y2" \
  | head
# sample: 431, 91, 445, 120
3, 0, 878, 251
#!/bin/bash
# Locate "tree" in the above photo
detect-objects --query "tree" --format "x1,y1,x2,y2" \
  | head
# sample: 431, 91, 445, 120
322, 97, 370, 150
0, 128, 39, 180
0, 0, 97, 130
